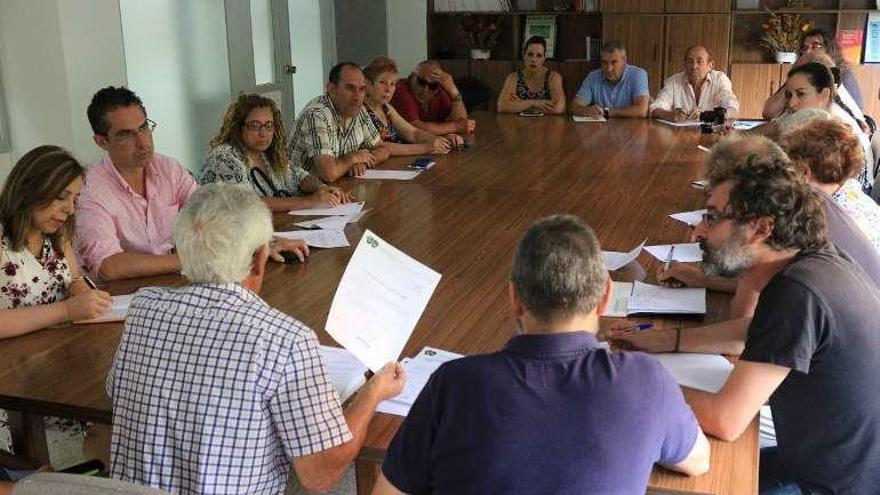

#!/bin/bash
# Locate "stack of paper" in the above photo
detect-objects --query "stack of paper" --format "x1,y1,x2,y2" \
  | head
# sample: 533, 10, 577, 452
605, 281, 706, 316
377, 347, 464, 416
357, 170, 421, 181
655, 118, 701, 127
668, 210, 705, 227
733, 120, 765, 130
274, 229, 350, 248
294, 211, 368, 231
74, 294, 132, 324
289, 201, 365, 217
572, 115, 606, 123
602, 239, 646, 271
326, 230, 442, 372
653, 352, 733, 393
320, 345, 367, 402
645, 243, 703, 263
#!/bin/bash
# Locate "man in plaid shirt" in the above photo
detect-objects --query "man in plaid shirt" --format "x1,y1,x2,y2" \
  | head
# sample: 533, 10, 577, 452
106, 183, 404, 494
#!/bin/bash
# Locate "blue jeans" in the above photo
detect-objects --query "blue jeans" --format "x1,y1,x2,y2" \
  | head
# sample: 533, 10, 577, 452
760, 447, 804, 495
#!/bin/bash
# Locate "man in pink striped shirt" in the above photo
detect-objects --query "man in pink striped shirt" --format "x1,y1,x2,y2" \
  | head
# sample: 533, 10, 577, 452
75, 86, 197, 281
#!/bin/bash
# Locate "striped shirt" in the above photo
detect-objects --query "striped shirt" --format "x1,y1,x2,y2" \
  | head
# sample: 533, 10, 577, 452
107, 283, 351, 495
287, 95, 381, 174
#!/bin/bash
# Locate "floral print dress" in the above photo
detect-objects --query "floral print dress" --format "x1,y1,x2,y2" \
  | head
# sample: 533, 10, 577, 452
0, 233, 71, 309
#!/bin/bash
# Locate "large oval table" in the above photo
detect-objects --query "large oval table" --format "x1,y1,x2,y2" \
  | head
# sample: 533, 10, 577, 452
0, 114, 756, 494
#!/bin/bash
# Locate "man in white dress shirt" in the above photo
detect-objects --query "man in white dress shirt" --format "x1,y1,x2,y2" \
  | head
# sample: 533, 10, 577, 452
650, 46, 739, 121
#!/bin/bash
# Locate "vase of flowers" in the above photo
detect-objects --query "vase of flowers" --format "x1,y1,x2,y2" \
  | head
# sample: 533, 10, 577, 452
760, 8, 813, 64
459, 15, 502, 60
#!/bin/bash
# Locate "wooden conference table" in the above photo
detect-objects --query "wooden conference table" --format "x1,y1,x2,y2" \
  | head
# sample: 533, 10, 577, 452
0, 114, 757, 494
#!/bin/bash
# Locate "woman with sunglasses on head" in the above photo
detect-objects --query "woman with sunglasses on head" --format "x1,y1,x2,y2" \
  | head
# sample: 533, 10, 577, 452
497, 36, 566, 115
202, 93, 354, 210
363, 57, 459, 156
0, 146, 111, 338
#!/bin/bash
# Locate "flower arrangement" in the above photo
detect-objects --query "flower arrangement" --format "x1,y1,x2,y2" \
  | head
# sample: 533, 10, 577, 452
459, 15, 503, 50
759, 8, 813, 54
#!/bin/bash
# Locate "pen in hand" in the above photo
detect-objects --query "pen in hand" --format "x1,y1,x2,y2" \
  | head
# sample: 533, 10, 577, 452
664, 245, 676, 272
82, 274, 98, 290
616, 323, 653, 334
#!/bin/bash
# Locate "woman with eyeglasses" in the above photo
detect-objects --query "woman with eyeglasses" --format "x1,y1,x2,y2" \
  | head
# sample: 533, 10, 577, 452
497, 36, 566, 115
362, 57, 459, 156
202, 94, 354, 210
0, 146, 112, 338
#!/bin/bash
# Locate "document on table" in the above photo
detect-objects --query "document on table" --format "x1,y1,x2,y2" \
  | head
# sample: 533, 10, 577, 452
74, 294, 132, 324
358, 170, 422, 181
294, 211, 368, 231
572, 115, 606, 123
320, 345, 368, 402
604, 281, 634, 318
326, 230, 442, 372
655, 118, 701, 127
288, 201, 365, 217
669, 209, 706, 227
733, 120, 765, 130
377, 346, 464, 416
627, 281, 706, 315
274, 229, 349, 248
653, 352, 734, 393
602, 239, 646, 271
645, 243, 703, 263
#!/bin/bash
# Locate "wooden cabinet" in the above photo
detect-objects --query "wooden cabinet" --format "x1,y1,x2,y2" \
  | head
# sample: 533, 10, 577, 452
664, 15, 730, 81
729, 63, 786, 119
602, 14, 665, 94
600, 0, 663, 12
850, 65, 880, 119
665, 0, 729, 13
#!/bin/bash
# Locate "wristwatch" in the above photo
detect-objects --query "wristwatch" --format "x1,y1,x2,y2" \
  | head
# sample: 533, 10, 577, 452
450, 92, 463, 103
603, 107, 610, 119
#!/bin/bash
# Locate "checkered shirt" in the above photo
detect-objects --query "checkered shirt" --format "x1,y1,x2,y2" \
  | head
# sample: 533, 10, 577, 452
106, 283, 351, 495
287, 94, 381, 173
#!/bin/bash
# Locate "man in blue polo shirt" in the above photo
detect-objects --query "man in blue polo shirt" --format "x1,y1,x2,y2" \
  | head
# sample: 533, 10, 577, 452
372, 215, 710, 495
571, 41, 650, 119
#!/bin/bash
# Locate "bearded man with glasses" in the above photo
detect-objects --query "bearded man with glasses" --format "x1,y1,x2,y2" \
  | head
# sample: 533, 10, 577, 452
391, 60, 476, 136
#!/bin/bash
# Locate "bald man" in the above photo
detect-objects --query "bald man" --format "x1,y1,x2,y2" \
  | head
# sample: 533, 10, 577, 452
391, 60, 475, 135
650, 46, 739, 121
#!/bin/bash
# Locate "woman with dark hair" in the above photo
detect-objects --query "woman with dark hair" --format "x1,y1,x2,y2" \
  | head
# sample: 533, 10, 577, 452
201, 93, 353, 211
0, 146, 111, 338
497, 36, 565, 115
362, 56, 457, 156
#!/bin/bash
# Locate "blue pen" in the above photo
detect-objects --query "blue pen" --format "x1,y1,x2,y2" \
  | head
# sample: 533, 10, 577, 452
620, 323, 653, 333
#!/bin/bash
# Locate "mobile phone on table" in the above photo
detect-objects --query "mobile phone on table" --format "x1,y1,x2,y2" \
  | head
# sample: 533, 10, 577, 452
518, 108, 545, 117
408, 157, 436, 170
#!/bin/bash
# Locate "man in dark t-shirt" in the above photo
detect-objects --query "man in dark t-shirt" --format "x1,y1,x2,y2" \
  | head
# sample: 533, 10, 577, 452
372, 215, 710, 495
677, 160, 880, 494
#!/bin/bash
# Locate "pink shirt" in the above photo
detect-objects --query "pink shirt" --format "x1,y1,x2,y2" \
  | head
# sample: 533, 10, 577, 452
75, 153, 197, 278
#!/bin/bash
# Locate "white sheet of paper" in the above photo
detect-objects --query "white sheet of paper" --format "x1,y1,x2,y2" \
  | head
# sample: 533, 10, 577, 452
733, 120, 765, 130
294, 211, 368, 231
627, 281, 706, 315
656, 118, 701, 127
320, 345, 367, 402
668, 209, 706, 227
604, 281, 634, 318
653, 352, 734, 393
645, 243, 703, 263
572, 115, 606, 123
274, 229, 350, 248
288, 201, 365, 217
691, 179, 709, 189
74, 294, 132, 324
357, 170, 421, 181
377, 347, 463, 416
602, 239, 646, 271
326, 230, 442, 372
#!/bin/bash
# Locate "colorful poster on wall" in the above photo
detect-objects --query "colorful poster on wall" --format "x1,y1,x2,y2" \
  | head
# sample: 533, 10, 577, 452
838, 30, 864, 65
865, 13, 880, 63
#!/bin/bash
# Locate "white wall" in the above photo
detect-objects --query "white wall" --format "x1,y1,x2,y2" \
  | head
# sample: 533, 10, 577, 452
289, 0, 332, 115
386, 0, 427, 74
120, 0, 231, 174
0, 0, 126, 184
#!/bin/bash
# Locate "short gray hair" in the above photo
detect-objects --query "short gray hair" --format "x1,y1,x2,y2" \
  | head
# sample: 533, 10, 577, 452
601, 40, 626, 56
511, 215, 607, 322
174, 183, 273, 283
705, 134, 788, 187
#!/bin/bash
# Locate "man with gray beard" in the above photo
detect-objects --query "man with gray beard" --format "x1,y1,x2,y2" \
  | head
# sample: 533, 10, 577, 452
618, 158, 880, 494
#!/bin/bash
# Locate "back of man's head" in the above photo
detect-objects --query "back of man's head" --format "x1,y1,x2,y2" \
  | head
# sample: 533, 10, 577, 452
511, 215, 607, 323
174, 183, 273, 284
87, 86, 146, 136
706, 149, 828, 252
705, 135, 788, 181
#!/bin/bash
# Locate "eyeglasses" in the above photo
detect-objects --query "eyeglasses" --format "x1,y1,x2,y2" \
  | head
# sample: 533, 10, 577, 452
701, 210, 737, 227
415, 77, 440, 91
243, 121, 275, 133
108, 119, 156, 144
